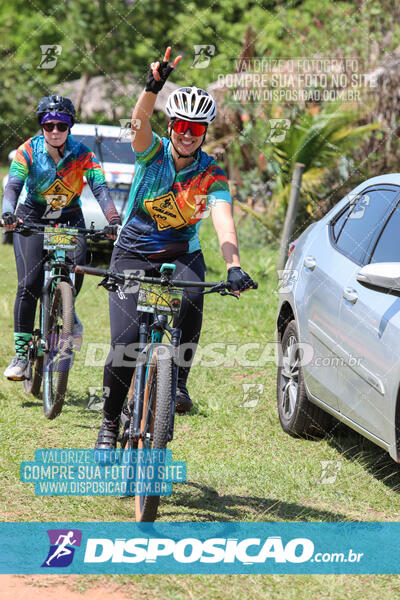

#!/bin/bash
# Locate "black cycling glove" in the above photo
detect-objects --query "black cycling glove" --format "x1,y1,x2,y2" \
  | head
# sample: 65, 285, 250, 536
103, 223, 120, 237
227, 267, 255, 292
1, 212, 18, 226
145, 61, 175, 94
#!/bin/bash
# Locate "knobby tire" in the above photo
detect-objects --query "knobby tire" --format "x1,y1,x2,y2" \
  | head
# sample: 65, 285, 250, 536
42, 281, 74, 419
135, 348, 173, 522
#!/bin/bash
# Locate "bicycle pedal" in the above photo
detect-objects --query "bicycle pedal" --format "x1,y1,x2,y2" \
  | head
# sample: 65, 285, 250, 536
7, 375, 27, 381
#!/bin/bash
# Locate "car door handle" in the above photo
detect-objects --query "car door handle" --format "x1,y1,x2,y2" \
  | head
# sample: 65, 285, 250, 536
342, 287, 358, 304
303, 256, 316, 270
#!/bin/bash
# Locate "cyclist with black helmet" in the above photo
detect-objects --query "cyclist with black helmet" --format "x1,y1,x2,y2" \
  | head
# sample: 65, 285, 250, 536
2, 95, 121, 380
95, 47, 255, 450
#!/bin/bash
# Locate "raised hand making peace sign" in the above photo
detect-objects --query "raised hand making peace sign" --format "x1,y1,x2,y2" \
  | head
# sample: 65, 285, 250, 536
145, 46, 182, 94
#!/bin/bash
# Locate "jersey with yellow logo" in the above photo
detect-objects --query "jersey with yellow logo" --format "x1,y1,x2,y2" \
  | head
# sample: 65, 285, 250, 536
117, 133, 231, 256
3, 135, 119, 224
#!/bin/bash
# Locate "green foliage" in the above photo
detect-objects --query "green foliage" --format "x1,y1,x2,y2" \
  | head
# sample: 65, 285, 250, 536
274, 104, 379, 193
0, 2, 62, 157
59, 1, 136, 80
228, 103, 379, 237
0, 0, 397, 214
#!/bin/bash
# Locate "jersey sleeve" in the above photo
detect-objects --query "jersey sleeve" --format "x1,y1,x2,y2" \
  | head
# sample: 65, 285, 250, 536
2, 140, 33, 214
82, 149, 121, 224
134, 132, 163, 167
206, 164, 232, 208
9, 140, 32, 181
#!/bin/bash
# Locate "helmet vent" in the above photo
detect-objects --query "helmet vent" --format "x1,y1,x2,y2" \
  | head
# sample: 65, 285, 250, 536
165, 86, 216, 124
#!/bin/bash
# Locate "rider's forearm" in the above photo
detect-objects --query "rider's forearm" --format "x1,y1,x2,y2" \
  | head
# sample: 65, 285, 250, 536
88, 181, 121, 224
2, 176, 24, 215
218, 230, 241, 269
132, 90, 157, 123
131, 91, 157, 152
211, 206, 241, 268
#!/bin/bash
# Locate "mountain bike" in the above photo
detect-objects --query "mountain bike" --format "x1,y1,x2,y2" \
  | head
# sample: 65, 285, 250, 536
75, 262, 258, 521
8, 222, 107, 419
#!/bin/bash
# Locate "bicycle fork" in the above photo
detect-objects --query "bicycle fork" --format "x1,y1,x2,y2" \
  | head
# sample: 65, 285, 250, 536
127, 318, 181, 445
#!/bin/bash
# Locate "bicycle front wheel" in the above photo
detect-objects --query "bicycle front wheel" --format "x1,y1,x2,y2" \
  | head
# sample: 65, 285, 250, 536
42, 281, 74, 419
135, 348, 173, 522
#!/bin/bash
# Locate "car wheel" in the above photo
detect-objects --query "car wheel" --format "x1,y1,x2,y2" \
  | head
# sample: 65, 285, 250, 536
277, 319, 333, 438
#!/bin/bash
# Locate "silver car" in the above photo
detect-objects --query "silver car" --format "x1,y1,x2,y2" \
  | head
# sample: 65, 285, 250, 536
276, 174, 400, 462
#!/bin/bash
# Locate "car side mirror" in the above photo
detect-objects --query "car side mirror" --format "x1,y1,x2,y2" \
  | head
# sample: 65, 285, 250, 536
357, 263, 400, 296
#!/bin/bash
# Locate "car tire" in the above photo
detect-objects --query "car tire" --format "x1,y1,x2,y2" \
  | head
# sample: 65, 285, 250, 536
277, 319, 333, 438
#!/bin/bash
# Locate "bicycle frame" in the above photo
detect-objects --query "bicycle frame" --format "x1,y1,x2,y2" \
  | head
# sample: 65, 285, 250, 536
21, 222, 104, 353
74, 261, 257, 441
12, 222, 107, 414
128, 311, 182, 446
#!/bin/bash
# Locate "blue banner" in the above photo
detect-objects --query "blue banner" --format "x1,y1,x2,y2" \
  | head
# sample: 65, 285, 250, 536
0, 522, 398, 574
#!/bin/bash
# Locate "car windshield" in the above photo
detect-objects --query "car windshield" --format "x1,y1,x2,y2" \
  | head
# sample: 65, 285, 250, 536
72, 134, 135, 164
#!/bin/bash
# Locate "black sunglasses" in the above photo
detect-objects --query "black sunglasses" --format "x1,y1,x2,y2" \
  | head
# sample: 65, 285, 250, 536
42, 122, 69, 132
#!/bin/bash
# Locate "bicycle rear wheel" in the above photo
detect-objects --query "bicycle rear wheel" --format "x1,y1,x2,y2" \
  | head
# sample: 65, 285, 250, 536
24, 308, 43, 397
42, 281, 74, 419
135, 348, 173, 522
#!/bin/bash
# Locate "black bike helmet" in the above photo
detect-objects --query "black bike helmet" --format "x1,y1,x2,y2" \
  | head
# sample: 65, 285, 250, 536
36, 95, 76, 126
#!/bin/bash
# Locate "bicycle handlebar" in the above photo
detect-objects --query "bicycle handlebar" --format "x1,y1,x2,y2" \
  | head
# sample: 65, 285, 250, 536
2, 222, 109, 239
74, 264, 258, 294
75, 265, 109, 277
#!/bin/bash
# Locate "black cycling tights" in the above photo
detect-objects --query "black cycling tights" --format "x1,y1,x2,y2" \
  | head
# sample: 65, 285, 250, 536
13, 213, 86, 334
103, 246, 206, 421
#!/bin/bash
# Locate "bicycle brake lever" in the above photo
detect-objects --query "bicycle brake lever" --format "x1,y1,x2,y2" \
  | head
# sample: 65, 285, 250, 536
203, 284, 223, 295
15, 226, 34, 237
219, 289, 240, 299
203, 283, 239, 298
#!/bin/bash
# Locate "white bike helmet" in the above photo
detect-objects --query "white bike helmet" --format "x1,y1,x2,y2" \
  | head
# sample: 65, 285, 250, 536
166, 87, 216, 123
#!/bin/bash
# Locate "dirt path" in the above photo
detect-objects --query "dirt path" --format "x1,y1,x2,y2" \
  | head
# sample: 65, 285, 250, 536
0, 575, 134, 600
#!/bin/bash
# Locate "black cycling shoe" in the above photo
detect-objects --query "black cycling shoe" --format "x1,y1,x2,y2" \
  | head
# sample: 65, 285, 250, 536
94, 417, 119, 450
175, 382, 193, 414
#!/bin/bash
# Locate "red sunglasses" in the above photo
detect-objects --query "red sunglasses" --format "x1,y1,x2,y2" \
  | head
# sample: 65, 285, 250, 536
171, 120, 207, 137
42, 122, 69, 132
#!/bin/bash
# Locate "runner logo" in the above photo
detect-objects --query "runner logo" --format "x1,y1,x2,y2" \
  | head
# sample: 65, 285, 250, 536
191, 45, 215, 69
38, 45, 62, 69
42, 529, 82, 567
266, 119, 291, 143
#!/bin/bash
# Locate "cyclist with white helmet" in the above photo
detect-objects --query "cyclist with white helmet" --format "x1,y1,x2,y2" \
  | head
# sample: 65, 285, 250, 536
95, 47, 255, 449
1, 95, 121, 381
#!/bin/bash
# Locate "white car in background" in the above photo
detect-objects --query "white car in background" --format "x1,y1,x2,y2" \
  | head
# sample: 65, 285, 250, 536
2, 123, 135, 243
276, 175, 400, 462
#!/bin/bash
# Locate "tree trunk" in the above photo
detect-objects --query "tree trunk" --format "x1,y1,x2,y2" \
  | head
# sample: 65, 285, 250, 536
75, 72, 90, 114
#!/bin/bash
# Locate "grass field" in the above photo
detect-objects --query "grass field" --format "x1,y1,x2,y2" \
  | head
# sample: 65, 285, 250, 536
1, 213, 400, 597
0, 164, 8, 179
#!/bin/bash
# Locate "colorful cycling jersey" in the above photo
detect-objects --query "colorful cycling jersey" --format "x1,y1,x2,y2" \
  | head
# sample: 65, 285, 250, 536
2, 134, 120, 223
116, 132, 231, 256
